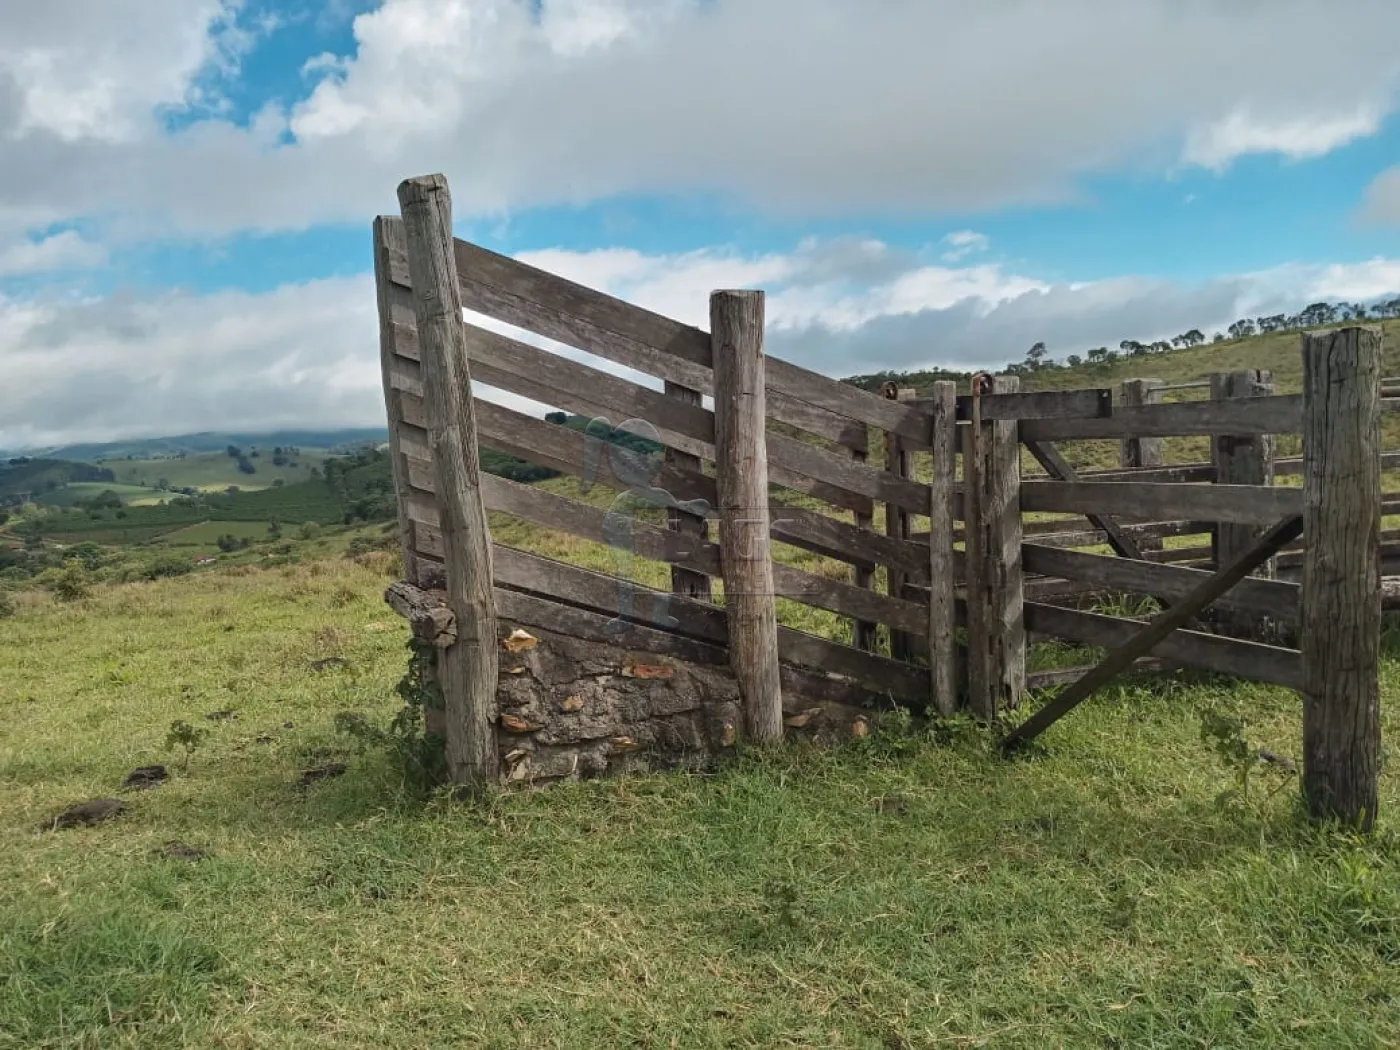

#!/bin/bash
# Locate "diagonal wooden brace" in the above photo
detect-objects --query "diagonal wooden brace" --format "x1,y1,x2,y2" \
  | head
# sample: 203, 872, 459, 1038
1000, 513, 1304, 753
1023, 439, 1144, 561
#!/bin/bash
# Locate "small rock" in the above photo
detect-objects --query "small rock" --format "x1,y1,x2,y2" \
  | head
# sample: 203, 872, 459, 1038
500, 713, 543, 734
310, 657, 348, 672
1257, 749, 1298, 773
43, 798, 124, 831
784, 708, 822, 729
157, 840, 210, 861
205, 709, 237, 722
121, 765, 168, 791
299, 763, 347, 787
503, 628, 538, 653
282, 721, 295, 729
559, 695, 585, 713
622, 663, 674, 679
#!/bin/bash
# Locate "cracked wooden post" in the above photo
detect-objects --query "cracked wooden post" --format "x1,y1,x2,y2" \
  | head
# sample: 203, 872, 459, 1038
846, 427, 878, 652
1119, 378, 1164, 468
397, 173, 500, 787
373, 216, 422, 589
884, 383, 918, 662
1211, 369, 1276, 639
964, 373, 1025, 721
927, 380, 959, 716
711, 290, 783, 744
1301, 326, 1382, 831
1120, 378, 1164, 553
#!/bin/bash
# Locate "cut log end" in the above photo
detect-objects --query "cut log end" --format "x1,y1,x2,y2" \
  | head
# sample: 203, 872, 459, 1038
384, 579, 458, 647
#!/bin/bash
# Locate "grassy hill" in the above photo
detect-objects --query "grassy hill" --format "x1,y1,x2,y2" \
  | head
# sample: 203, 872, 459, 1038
7, 427, 389, 462
102, 449, 332, 494
847, 318, 1400, 397
0, 458, 119, 503
844, 318, 1400, 474
4, 449, 393, 553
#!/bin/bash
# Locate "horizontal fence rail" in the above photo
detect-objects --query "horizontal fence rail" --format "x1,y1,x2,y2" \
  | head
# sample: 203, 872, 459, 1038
1020, 480, 1306, 526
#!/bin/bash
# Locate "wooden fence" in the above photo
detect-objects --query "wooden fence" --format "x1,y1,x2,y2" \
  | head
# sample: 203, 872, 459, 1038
375, 173, 1383, 828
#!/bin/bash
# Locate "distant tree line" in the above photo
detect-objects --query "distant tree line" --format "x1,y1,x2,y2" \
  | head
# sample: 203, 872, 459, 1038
0, 458, 116, 502
1013, 296, 1400, 376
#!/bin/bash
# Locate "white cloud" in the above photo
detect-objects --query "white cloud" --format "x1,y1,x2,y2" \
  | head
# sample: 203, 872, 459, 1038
0, 1, 241, 144
0, 277, 380, 451
1182, 108, 1384, 171
1260, 258, 1400, 306
940, 230, 989, 262
0, 230, 107, 276
3, 0, 1400, 241
6, 236, 1398, 450
1360, 165, 1400, 226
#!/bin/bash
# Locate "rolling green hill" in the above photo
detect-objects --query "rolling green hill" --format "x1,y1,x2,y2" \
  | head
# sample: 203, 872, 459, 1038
5, 427, 389, 462
102, 448, 332, 494
0, 458, 118, 503
846, 317, 1400, 397
845, 317, 1400, 472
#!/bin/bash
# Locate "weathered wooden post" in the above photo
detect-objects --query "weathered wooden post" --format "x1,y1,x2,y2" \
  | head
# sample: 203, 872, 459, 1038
664, 380, 713, 602
884, 384, 918, 661
1211, 370, 1277, 638
373, 217, 424, 597
1300, 326, 1382, 831
964, 374, 1025, 720
1120, 378, 1164, 554
927, 380, 959, 716
846, 428, 878, 652
711, 290, 784, 744
374, 214, 446, 740
1119, 379, 1164, 468
397, 174, 500, 787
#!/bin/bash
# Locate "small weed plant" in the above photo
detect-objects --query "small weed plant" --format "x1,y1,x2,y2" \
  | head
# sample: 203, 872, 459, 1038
335, 638, 447, 797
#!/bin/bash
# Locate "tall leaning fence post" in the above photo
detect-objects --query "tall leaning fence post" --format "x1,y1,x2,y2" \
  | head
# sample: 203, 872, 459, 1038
397, 174, 500, 788
927, 380, 959, 716
711, 290, 784, 744
846, 429, 878, 652
1210, 369, 1276, 639
964, 373, 1026, 721
1301, 325, 1382, 831
373, 216, 423, 598
884, 383, 918, 662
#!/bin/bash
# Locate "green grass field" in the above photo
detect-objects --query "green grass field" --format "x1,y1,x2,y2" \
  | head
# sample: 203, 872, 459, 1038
1, 558, 1397, 1048
37, 483, 162, 508
158, 520, 276, 548
103, 450, 332, 493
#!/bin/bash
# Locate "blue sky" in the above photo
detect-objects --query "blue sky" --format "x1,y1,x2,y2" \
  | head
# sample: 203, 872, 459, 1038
2, 0, 1400, 449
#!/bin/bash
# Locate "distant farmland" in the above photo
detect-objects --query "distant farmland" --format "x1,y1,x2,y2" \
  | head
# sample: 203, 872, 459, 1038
103, 449, 333, 493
